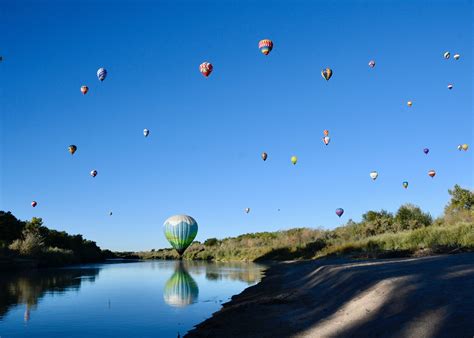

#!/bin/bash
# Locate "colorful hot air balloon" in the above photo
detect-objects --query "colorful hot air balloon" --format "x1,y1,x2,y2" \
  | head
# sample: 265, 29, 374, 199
31, 201, 37, 208
245, 208, 250, 214
97, 68, 107, 81
335, 208, 344, 217
462, 144, 469, 151
143, 129, 149, 137
68, 145, 77, 155
291, 156, 298, 165
163, 215, 198, 257
458, 145, 463, 151
81, 85, 89, 95
90, 170, 98, 177
407, 101, 413, 107
403, 181, 408, 189
428, 169, 436, 178
258, 39, 273, 55
443, 51, 450, 59
453, 54, 460, 60
423, 148, 429, 155
321, 68, 333, 81
370, 171, 378, 180
261, 152, 268, 161
199, 62, 213, 77
163, 262, 199, 307
322, 136, 330, 145
368, 60, 376, 68
447, 84, 453, 90
323, 130, 329, 136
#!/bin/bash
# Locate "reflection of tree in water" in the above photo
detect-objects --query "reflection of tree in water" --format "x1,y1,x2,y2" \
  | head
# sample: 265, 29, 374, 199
163, 262, 199, 307
0, 268, 100, 321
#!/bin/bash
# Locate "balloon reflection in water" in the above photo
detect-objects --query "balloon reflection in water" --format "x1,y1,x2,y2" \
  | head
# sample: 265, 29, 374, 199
163, 262, 199, 307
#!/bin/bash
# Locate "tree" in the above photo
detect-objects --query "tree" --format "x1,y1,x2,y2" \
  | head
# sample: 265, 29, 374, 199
445, 185, 474, 214
0, 211, 26, 244
394, 204, 432, 231
204, 238, 219, 246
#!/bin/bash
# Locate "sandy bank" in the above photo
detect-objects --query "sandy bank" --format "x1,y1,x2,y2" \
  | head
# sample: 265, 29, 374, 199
186, 253, 474, 337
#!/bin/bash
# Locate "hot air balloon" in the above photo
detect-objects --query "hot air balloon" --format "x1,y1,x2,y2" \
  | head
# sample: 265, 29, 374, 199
245, 208, 250, 214
462, 144, 469, 151
258, 39, 273, 55
321, 68, 333, 81
163, 215, 198, 257
323, 130, 329, 136
143, 129, 149, 137
291, 156, 298, 165
97, 68, 107, 81
370, 171, 378, 180
407, 101, 413, 107
443, 51, 450, 59
423, 148, 429, 155
428, 169, 436, 178
199, 62, 213, 77
90, 170, 98, 177
458, 145, 463, 151
81, 85, 89, 95
68, 145, 77, 155
368, 60, 376, 68
109, 211, 113, 216
322, 136, 330, 145
453, 54, 460, 60
335, 208, 344, 217
447, 84, 453, 90
261, 152, 267, 161
31, 201, 37, 207
403, 181, 408, 189
163, 262, 199, 307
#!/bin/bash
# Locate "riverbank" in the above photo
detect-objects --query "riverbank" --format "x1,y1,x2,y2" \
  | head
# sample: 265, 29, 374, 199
186, 253, 474, 337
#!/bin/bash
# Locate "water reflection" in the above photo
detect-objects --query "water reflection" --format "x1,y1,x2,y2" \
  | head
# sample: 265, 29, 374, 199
163, 262, 199, 307
0, 268, 100, 322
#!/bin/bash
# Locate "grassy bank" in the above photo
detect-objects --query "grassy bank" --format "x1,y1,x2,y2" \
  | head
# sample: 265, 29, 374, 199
129, 185, 474, 261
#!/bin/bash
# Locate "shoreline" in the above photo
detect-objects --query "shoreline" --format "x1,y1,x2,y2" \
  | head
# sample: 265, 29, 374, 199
186, 253, 474, 337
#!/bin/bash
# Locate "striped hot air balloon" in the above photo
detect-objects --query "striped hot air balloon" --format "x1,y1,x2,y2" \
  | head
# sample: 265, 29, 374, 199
443, 51, 450, 59
258, 39, 273, 55
199, 62, 213, 77
90, 170, 98, 177
428, 170, 436, 178
164, 215, 198, 257
97, 68, 107, 81
453, 54, 460, 60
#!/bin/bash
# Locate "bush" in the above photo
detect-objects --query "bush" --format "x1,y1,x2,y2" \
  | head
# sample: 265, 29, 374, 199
9, 230, 45, 256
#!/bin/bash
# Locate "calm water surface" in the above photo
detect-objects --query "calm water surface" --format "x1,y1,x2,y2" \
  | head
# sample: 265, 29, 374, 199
0, 261, 265, 337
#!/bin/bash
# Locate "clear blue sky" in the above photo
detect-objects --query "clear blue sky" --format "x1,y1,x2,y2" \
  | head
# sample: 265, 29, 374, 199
1, 0, 472, 251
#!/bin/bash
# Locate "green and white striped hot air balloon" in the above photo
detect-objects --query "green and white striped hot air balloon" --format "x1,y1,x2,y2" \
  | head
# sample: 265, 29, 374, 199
163, 215, 198, 257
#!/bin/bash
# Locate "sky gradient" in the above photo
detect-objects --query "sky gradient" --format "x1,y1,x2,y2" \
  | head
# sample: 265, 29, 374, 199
1, 0, 472, 251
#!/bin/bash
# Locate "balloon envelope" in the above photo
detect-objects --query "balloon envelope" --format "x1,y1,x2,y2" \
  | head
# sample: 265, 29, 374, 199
80, 86, 89, 95
323, 129, 329, 136
323, 136, 330, 145
336, 208, 344, 217
443, 51, 450, 59
368, 60, 376, 68
428, 170, 436, 178
462, 144, 469, 151
199, 62, 213, 77
447, 84, 453, 90
370, 171, 378, 180
453, 54, 460, 60
403, 181, 408, 189
261, 152, 267, 161
143, 129, 149, 137
31, 201, 37, 207
245, 208, 250, 214
90, 170, 97, 177
163, 215, 198, 256
291, 156, 298, 165
97, 68, 107, 81
321, 68, 333, 81
68, 145, 77, 155
258, 39, 273, 55
407, 101, 413, 107
423, 148, 429, 154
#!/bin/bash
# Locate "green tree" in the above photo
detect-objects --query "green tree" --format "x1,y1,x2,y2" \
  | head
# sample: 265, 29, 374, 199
204, 238, 219, 246
394, 204, 432, 231
445, 185, 474, 213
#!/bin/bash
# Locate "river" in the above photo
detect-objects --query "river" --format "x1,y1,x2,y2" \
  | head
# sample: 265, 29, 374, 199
0, 260, 265, 337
